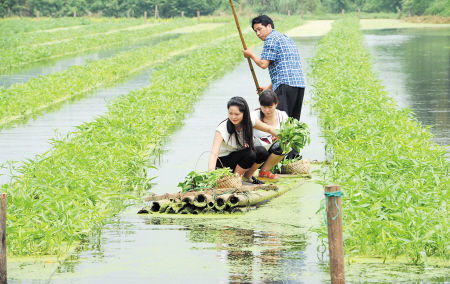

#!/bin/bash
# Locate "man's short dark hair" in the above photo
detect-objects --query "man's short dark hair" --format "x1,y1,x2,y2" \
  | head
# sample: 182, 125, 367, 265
251, 15, 274, 30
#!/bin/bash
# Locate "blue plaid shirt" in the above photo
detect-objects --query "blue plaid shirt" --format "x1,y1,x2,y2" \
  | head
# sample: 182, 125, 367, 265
261, 30, 305, 91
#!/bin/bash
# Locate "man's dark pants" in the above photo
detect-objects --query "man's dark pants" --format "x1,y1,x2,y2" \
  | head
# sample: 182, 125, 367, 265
275, 84, 305, 159
275, 84, 305, 120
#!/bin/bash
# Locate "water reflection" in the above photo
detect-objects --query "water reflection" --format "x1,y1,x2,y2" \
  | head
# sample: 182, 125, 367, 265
364, 28, 450, 149
187, 226, 308, 282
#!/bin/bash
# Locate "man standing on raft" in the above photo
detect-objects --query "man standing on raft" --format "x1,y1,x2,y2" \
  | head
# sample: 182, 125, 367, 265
243, 15, 305, 120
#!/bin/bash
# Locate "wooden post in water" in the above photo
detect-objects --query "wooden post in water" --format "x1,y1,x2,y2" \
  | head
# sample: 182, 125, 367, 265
36, 10, 39, 18
0, 193, 6, 284
341, 9, 345, 16
288, 10, 291, 16
325, 185, 345, 284
197, 10, 200, 20
155, 5, 159, 19
144, 11, 147, 21
181, 11, 184, 18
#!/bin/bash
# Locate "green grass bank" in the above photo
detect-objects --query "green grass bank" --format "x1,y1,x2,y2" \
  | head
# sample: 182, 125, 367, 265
310, 17, 449, 263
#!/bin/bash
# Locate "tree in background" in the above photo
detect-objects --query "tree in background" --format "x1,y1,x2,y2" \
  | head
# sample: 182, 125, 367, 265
401, 0, 429, 16
1, 0, 27, 16
360, 0, 401, 13
0, 0, 448, 18
243, 0, 323, 14
321, 0, 355, 13
425, 0, 450, 17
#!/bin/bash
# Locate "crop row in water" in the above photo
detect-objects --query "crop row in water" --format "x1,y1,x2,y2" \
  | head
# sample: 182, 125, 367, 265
0, 18, 201, 74
0, 16, 92, 37
2, 16, 302, 256
0, 22, 240, 129
1, 18, 164, 50
310, 18, 449, 263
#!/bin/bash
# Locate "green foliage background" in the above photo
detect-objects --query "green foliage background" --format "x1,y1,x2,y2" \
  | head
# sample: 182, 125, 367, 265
1, 0, 448, 17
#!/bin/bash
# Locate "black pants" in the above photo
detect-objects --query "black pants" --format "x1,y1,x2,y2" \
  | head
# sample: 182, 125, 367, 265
275, 84, 305, 120
217, 146, 269, 171
269, 141, 300, 160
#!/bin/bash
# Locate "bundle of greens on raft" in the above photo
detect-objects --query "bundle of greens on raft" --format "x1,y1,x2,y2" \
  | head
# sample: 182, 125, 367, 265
276, 118, 310, 154
178, 168, 234, 193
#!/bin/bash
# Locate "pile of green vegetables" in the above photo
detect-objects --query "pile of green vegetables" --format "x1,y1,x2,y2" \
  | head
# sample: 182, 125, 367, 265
177, 168, 234, 193
276, 118, 310, 154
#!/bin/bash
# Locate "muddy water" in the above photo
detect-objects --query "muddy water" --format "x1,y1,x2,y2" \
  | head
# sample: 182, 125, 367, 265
363, 28, 450, 151
0, 33, 178, 88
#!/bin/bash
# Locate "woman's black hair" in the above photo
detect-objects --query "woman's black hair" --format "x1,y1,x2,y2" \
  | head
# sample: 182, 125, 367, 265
226, 96, 254, 150
259, 90, 279, 122
251, 15, 274, 29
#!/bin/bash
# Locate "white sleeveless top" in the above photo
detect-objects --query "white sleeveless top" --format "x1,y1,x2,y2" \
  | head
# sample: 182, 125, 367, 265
252, 109, 288, 139
216, 113, 256, 157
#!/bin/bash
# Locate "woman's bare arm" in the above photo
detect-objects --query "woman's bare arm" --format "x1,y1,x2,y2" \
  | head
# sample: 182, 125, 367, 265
208, 131, 224, 171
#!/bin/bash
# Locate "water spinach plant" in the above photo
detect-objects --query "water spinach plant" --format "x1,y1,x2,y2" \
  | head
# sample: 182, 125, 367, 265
2, 16, 302, 256
276, 118, 310, 154
1, 18, 146, 50
0, 17, 88, 37
0, 17, 197, 74
177, 168, 234, 193
0, 21, 237, 129
310, 17, 449, 263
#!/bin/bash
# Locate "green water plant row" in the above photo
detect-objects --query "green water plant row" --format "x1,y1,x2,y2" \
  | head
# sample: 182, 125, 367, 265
1, 16, 302, 256
1, 18, 161, 50
0, 18, 199, 74
0, 16, 90, 37
310, 18, 449, 263
0, 22, 238, 129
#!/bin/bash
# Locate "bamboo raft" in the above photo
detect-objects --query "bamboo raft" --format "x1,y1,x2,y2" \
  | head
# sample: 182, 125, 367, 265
138, 184, 289, 215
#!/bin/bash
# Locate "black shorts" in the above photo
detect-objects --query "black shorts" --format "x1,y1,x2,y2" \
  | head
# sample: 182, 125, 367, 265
216, 146, 269, 170
275, 84, 305, 120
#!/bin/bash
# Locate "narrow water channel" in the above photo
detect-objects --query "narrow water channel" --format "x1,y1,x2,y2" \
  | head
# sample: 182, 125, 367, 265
363, 28, 450, 151
147, 38, 325, 196
0, 70, 152, 184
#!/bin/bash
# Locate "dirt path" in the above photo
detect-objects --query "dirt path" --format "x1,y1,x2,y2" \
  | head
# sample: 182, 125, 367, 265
360, 18, 450, 29
286, 20, 334, 37
286, 18, 450, 38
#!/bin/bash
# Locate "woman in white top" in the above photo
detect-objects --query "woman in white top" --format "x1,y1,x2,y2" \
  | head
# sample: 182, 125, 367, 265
251, 90, 289, 181
208, 96, 277, 184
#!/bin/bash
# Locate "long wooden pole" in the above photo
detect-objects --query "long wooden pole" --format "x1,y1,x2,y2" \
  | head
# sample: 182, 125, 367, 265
229, 0, 261, 94
0, 193, 6, 284
325, 185, 345, 284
